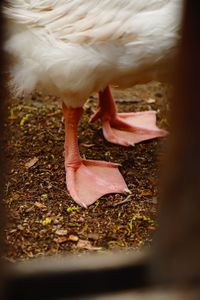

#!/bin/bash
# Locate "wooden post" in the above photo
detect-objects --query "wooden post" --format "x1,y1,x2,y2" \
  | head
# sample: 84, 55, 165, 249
153, 0, 200, 286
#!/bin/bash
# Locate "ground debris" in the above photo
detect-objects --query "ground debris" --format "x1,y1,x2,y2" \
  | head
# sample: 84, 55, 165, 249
68, 235, 79, 242
53, 236, 68, 244
25, 157, 39, 169
55, 229, 68, 236
4, 82, 169, 260
76, 239, 102, 251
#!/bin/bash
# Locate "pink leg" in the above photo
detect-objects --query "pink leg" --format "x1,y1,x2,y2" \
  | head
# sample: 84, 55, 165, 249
63, 103, 129, 207
90, 86, 167, 146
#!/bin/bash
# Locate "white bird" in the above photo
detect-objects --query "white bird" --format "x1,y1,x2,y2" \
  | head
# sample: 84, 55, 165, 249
4, 0, 182, 207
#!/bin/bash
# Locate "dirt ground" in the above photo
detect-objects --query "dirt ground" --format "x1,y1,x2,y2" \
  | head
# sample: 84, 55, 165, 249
3, 82, 171, 261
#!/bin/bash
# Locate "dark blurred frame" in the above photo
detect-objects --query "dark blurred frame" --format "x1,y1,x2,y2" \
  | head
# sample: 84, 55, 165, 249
1, 0, 200, 299
153, 1, 200, 286
0, 0, 7, 299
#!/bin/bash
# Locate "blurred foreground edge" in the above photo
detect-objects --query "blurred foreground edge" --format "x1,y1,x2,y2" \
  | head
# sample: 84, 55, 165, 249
1, 0, 200, 299
152, 0, 200, 288
3, 252, 150, 300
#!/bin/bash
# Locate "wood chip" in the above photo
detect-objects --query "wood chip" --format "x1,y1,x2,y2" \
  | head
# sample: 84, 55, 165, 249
53, 236, 68, 244
146, 98, 156, 103
34, 202, 47, 210
112, 195, 134, 207
25, 157, 39, 169
76, 239, 102, 251
17, 225, 24, 231
55, 229, 68, 236
80, 143, 95, 148
68, 235, 79, 242
140, 190, 153, 197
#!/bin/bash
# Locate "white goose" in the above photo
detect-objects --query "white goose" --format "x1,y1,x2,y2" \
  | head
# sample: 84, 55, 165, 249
4, 0, 182, 207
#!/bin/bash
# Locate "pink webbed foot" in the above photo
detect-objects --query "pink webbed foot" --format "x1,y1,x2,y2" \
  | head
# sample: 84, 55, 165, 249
66, 159, 129, 208
90, 86, 167, 146
63, 104, 129, 208
91, 110, 167, 146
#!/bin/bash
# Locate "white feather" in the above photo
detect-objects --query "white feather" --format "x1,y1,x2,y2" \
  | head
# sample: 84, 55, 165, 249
4, 0, 183, 107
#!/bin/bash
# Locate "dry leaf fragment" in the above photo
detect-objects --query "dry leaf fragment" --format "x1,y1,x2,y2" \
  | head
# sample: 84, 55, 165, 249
42, 217, 52, 226
20, 114, 30, 126
25, 157, 39, 169
41, 194, 49, 200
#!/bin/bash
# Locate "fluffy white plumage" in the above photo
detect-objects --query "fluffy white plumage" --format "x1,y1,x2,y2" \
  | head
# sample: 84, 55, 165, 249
4, 0, 183, 107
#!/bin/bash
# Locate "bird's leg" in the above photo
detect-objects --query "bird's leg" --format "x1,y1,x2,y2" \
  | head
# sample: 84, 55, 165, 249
90, 86, 167, 146
63, 103, 129, 207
